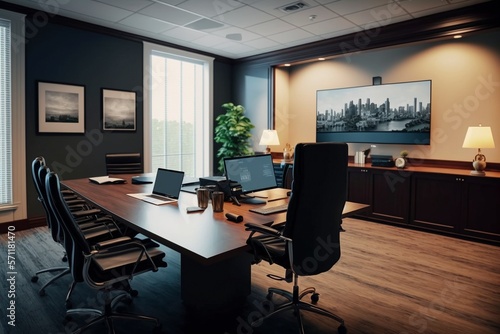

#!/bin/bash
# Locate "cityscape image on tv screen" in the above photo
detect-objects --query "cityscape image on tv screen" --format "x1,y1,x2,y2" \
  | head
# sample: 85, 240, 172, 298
316, 80, 431, 144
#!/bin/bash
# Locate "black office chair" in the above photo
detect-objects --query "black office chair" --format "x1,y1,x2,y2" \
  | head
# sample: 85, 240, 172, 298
283, 164, 294, 189
245, 142, 348, 334
32, 161, 124, 305
30, 157, 70, 295
45, 171, 167, 334
105, 152, 143, 175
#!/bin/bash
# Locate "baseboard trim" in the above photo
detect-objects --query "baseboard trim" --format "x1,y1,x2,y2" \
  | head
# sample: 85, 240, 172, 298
0, 216, 45, 234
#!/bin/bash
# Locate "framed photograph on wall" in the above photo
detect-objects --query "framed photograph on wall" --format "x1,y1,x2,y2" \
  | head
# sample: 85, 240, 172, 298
38, 81, 85, 133
102, 88, 136, 131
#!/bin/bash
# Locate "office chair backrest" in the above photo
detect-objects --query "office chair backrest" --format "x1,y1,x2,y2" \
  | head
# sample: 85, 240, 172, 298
39, 165, 70, 248
282, 142, 348, 276
31, 157, 46, 208
31, 157, 60, 241
105, 152, 143, 174
45, 171, 89, 283
283, 165, 294, 189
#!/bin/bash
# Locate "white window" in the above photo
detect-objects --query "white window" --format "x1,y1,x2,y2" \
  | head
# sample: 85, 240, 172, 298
143, 42, 213, 177
0, 9, 26, 223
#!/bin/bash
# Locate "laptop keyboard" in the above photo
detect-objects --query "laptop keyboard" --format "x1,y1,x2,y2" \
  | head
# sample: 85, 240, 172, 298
149, 194, 174, 201
250, 203, 288, 215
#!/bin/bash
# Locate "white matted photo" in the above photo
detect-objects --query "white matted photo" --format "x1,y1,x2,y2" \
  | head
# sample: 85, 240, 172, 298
38, 81, 85, 133
102, 88, 136, 131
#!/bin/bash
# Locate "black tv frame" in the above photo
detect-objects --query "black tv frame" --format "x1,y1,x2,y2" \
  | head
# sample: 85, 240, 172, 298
316, 80, 432, 145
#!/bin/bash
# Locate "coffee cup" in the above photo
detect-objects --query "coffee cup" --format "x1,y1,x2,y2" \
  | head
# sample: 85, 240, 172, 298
212, 191, 224, 212
196, 187, 210, 209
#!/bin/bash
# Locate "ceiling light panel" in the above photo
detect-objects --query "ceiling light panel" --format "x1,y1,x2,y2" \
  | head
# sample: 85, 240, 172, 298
185, 18, 224, 30
215, 5, 275, 28
119, 13, 177, 33
177, 0, 244, 17
140, 2, 202, 26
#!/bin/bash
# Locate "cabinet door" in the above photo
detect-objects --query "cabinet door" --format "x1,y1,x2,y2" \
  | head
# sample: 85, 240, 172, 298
462, 177, 500, 241
371, 169, 411, 224
411, 173, 464, 232
347, 167, 371, 205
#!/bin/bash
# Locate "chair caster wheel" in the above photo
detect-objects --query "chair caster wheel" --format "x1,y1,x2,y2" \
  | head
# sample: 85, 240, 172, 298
62, 256, 68, 262
130, 289, 139, 297
31, 276, 39, 283
39, 289, 46, 296
338, 324, 347, 334
266, 292, 273, 300
311, 292, 319, 304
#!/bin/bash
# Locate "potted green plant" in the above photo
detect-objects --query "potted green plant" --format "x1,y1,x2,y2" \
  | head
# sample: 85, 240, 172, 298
214, 102, 255, 173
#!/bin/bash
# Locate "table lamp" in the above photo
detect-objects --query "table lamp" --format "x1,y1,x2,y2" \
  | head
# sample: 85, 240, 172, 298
462, 125, 495, 176
259, 129, 280, 154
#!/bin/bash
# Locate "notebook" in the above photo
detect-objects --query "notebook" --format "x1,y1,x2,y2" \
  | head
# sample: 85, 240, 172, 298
128, 168, 185, 205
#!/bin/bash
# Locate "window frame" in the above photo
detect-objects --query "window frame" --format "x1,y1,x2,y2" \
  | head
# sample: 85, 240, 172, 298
0, 9, 26, 223
143, 42, 214, 177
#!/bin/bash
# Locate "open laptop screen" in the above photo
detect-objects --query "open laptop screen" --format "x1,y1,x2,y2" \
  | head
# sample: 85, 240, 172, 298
152, 168, 185, 199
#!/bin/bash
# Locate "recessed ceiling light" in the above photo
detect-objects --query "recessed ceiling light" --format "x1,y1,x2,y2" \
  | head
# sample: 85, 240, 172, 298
453, 35, 462, 39
318, 57, 325, 61
226, 33, 242, 41
185, 18, 224, 30
284, 63, 291, 67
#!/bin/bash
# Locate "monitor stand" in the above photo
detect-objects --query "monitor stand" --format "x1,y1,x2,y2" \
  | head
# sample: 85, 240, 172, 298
238, 194, 266, 205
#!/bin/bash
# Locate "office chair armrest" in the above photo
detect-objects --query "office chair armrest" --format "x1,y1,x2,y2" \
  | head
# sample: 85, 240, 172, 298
65, 199, 88, 205
92, 238, 159, 273
72, 208, 101, 218
93, 236, 132, 250
245, 222, 291, 266
245, 222, 281, 237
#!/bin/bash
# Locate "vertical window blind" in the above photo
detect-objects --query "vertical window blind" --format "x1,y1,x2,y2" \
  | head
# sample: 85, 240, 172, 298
0, 17, 12, 205
148, 48, 211, 177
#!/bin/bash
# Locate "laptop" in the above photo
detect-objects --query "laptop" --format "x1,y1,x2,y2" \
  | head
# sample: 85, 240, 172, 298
128, 168, 185, 205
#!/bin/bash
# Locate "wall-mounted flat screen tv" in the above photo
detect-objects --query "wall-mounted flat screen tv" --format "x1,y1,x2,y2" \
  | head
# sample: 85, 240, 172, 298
316, 80, 431, 145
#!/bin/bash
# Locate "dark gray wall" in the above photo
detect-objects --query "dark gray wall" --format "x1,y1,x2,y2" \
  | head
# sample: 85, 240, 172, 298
25, 19, 232, 217
26, 21, 145, 217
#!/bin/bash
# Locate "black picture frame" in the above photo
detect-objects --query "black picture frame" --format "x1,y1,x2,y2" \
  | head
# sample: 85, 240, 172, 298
38, 81, 85, 133
102, 88, 137, 131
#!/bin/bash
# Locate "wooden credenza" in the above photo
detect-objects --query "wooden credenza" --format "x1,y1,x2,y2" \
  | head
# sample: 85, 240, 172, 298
347, 163, 500, 245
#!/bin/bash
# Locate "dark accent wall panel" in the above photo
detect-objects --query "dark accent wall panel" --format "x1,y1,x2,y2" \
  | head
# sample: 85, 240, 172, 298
25, 20, 144, 217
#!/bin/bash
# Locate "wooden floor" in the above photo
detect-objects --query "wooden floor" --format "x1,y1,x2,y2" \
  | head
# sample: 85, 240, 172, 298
1, 218, 499, 334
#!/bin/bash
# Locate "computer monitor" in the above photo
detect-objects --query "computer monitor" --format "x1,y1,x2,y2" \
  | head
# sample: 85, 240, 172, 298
223, 154, 278, 204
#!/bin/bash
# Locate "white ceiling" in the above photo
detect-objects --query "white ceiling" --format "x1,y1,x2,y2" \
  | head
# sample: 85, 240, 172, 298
6, 0, 490, 59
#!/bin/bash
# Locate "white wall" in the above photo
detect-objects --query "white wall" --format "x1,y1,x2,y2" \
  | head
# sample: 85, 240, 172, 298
276, 28, 500, 163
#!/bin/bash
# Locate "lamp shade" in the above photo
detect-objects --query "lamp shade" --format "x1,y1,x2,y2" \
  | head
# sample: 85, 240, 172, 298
259, 130, 280, 146
462, 126, 495, 148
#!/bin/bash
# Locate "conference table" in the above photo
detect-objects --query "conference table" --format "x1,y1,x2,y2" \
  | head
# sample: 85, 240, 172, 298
61, 175, 368, 312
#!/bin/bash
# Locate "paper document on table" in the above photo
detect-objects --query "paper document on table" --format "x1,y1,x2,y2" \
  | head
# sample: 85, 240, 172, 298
89, 176, 126, 184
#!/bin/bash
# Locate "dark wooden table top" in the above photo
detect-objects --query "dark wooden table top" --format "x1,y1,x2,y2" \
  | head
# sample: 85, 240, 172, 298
62, 175, 368, 265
